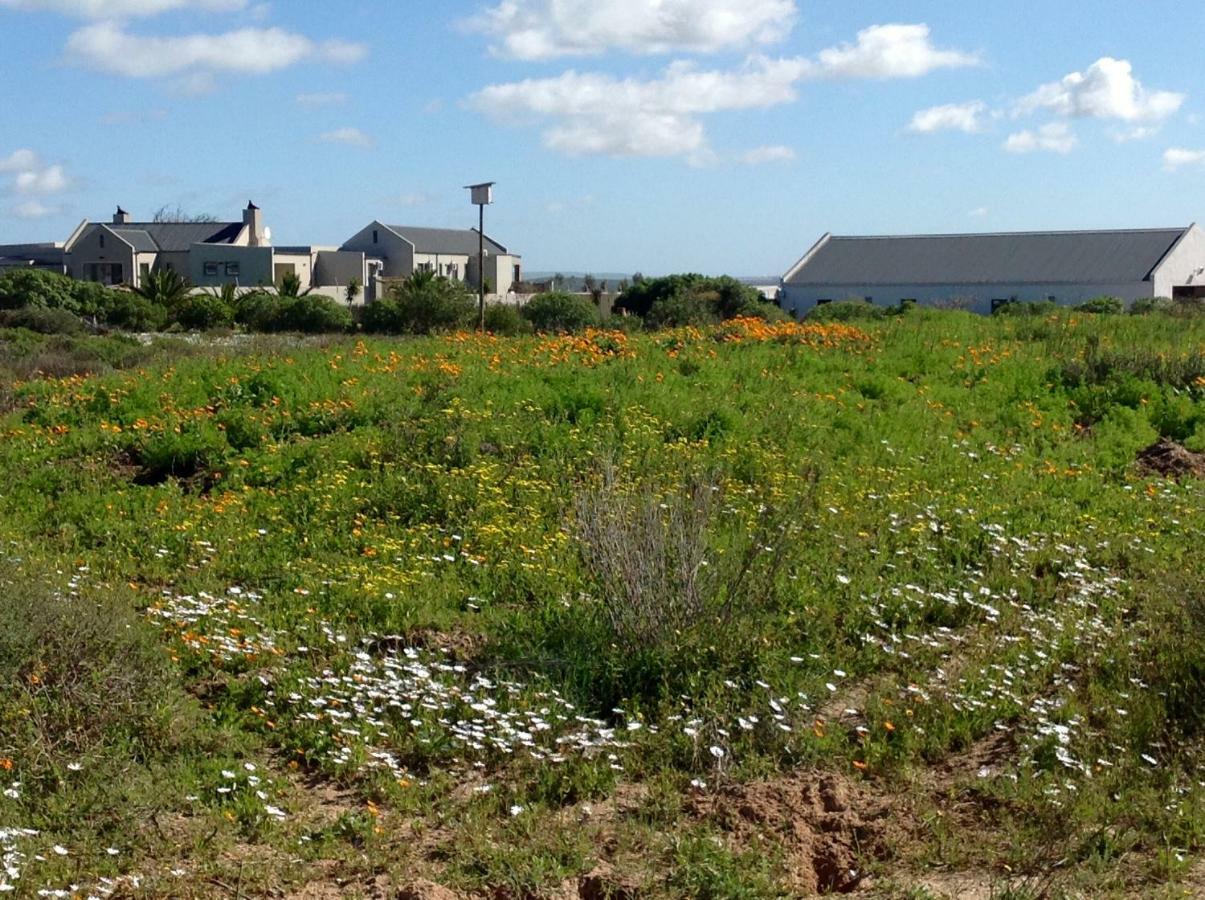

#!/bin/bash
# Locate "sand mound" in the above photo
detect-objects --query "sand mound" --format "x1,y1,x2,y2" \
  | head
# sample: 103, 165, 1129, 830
692, 773, 893, 894
1137, 439, 1205, 479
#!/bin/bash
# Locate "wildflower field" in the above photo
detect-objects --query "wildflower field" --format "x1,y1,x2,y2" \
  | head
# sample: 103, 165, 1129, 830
0, 310, 1202, 898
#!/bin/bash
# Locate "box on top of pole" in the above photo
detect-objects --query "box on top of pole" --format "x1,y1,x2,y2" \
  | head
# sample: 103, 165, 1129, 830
464, 182, 495, 333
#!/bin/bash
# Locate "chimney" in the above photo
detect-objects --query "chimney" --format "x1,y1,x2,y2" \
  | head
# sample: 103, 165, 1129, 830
113, 206, 131, 225
243, 201, 265, 247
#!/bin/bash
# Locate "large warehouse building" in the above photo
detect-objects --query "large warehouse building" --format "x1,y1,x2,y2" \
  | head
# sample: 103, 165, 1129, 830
780, 225, 1205, 316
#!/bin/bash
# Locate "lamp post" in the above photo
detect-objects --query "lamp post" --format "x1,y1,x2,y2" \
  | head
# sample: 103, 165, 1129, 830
465, 181, 495, 332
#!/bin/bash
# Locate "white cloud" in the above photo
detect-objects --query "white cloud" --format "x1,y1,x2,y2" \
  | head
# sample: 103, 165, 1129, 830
466, 0, 796, 60
969, 207, 989, 218
0, 149, 40, 172
0, 0, 246, 17
1163, 147, 1205, 171
65, 22, 367, 79
14, 164, 69, 195
468, 23, 976, 160
814, 24, 978, 79
1004, 122, 1077, 154
470, 56, 809, 158
740, 144, 796, 164
11, 200, 60, 219
317, 127, 373, 147
907, 100, 986, 134
0, 149, 72, 197
297, 91, 347, 107
1017, 57, 1184, 123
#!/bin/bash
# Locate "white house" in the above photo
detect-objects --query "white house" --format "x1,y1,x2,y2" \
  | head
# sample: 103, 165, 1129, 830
341, 222, 522, 299
781, 226, 1205, 316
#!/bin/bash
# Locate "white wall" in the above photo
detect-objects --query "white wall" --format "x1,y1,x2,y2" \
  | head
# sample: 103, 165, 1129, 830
780, 281, 1155, 317
341, 222, 413, 279
1153, 224, 1205, 297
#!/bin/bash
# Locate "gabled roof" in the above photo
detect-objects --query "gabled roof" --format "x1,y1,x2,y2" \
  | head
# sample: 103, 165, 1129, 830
384, 225, 510, 256
785, 228, 1190, 286
110, 222, 245, 252
108, 228, 157, 253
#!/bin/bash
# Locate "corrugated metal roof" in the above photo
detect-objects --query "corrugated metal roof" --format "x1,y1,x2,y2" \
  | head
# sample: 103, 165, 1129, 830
385, 225, 510, 256
105, 222, 245, 253
786, 228, 1188, 286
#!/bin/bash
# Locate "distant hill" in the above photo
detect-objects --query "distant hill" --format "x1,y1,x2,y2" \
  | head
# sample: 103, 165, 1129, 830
526, 272, 782, 292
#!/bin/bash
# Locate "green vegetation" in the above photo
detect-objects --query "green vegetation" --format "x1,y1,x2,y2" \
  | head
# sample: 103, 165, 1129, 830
521, 290, 602, 333
0, 309, 1202, 897
616, 274, 783, 327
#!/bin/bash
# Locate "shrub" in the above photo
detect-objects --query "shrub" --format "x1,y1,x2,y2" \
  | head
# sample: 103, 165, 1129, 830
521, 291, 601, 333
275, 295, 352, 334
646, 292, 720, 329
0, 268, 110, 317
172, 293, 235, 331
484, 303, 533, 336
806, 299, 886, 322
1130, 297, 1175, 316
993, 299, 1058, 317
0, 306, 86, 335
1075, 296, 1125, 315
99, 291, 168, 331
234, 290, 283, 331
0, 563, 181, 766
616, 274, 780, 328
364, 273, 475, 335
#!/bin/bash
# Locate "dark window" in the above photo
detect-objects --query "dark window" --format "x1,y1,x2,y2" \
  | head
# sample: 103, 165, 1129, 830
98, 234, 105, 249
372, 230, 379, 244
140, 263, 150, 280
513, 263, 521, 284
204, 262, 219, 277
226, 263, 240, 277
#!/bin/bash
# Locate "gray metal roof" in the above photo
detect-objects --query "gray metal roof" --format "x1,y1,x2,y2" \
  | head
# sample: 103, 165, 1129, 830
103, 222, 245, 253
109, 229, 158, 253
786, 228, 1189, 286
385, 225, 511, 256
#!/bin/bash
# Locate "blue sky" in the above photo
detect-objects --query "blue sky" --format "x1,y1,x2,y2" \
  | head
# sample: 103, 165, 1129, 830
1, 0, 1203, 276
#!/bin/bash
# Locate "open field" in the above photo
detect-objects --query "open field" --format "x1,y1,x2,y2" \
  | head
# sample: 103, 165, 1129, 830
0, 310, 1203, 898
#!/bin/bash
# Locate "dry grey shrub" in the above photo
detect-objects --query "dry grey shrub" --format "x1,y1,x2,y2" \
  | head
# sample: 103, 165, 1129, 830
574, 463, 814, 652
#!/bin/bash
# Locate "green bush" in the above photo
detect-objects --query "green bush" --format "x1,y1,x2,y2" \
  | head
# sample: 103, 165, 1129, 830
363, 273, 475, 335
484, 303, 533, 336
1076, 296, 1125, 315
172, 293, 235, 331
99, 291, 168, 332
0, 306, 86, 335
1130, 297, 1175, 316
275, 295, 352, 334
993, 299, 1058, 317
0, 268, 111, 317
521, 291, 601, 333
616, 274, 780, 327
806, 299, 887, 322
0, 563, 182, 768
646, 292, 720, 328
233, 290, 283, 331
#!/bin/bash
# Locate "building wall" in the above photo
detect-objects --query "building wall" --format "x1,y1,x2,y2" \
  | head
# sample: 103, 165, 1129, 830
780, 281, 1155, 317
1153, 224, 1205, 297
66, 226, 135, 286
189, 244, 275, 288
271, 252, 313, 289
314, 251, 369, 303
413, 252, 471, 281
0, 244, 66, 273
341, 223, 414, 279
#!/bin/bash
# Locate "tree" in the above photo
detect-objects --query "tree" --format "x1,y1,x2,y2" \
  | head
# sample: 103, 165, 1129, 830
345, 277, 362, 306
152, 205, 219, 224
363, 272, 475, 335
276, 270, 312, 299
521, 291, 601, 333
134, 269, 192, 309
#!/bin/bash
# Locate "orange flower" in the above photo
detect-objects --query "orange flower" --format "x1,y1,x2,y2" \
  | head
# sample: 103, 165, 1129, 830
0, 758, 13, 771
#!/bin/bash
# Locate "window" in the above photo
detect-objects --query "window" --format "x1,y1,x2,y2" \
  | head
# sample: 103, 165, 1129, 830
140, 263, 151, 281
98, 234, 105, 249
447, 263, 459, 280
225, 263, 240, 277
418, 262, 433, 274
513, 264, 522, 284
204, 262, 219, 277
372, 230, 379, 244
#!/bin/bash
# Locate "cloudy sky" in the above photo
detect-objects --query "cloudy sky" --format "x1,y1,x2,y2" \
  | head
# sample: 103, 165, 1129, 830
1, 0, 1203, 274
